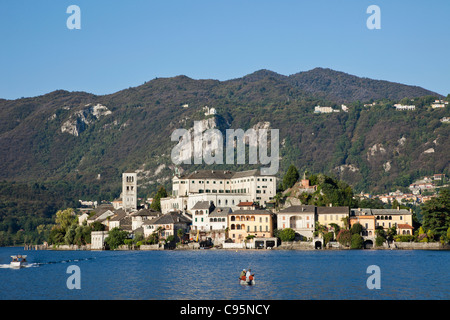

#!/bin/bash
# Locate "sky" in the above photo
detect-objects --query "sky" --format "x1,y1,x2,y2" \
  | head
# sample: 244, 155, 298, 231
0, 0, 449, 100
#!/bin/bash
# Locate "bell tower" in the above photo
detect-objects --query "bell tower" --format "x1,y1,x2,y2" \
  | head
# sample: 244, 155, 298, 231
122, 171, 137, 212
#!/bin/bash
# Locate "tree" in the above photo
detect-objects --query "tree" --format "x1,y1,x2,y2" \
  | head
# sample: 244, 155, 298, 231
337, 229, 352, 247
421, 189, 450, 240
350, 222, 363, 235
279, 228, 295, 242
150, 186, 168, 212
64, 225, 76, 245
104, 227, 128, 250
351, 234, 364, 249
323, 232, 334, 246
177, 228, 184, 243
282, 165, 299, 190
55, 208, 77, 231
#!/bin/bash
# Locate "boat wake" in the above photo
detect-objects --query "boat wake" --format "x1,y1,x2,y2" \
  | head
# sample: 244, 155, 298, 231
0, 263, 38, 269
0, 257, 95, 269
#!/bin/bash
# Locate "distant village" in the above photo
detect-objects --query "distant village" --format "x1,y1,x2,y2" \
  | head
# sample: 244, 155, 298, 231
75, 169, 430, 251
314, 99, 449, 119
360, 173, 447, 206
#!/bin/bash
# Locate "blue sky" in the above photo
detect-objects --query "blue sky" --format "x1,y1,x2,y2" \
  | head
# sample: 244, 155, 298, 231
0, 0, 449, 99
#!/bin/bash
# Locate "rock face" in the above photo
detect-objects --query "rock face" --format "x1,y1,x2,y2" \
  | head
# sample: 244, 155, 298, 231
61, 104, 112, 136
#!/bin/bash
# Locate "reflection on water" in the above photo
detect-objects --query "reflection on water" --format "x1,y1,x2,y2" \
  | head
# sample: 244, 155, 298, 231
0, 248, 448, 300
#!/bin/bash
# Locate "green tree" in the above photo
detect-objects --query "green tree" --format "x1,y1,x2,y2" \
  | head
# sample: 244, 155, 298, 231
104, 227, 128, 250
350, 222, 363, 235
323, 232, 334, 246
282, 165, 299, 190
279, 228, 295, 242
55, 208, 77, 231
64, 225, 77, 245
337, 229, 352, 247
150, 186, 168, 212
177, 228, 184, 243
351, 234, 364, 249
421, 189, 450, 240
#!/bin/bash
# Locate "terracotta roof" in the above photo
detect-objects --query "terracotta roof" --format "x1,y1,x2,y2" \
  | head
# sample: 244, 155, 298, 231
397, 224, 413, 229
237, 202, 255, 206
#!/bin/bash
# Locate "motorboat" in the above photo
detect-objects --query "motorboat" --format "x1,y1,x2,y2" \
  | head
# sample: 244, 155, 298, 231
10, 255, 28, 268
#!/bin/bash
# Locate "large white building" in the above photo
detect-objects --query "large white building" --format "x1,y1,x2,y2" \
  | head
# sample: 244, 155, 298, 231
161, 169, 277, 214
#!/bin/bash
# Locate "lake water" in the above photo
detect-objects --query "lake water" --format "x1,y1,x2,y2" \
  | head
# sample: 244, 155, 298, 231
0, 247, 448, 300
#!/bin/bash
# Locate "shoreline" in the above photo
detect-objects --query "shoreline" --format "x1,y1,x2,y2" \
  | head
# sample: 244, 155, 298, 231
13, 242, 450, 251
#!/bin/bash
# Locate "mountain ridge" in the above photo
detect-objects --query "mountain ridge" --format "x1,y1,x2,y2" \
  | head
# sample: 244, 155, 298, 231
0, 68, 448, 196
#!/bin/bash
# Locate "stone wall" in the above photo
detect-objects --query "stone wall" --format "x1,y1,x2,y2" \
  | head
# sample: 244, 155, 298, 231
389, 242, 447, 250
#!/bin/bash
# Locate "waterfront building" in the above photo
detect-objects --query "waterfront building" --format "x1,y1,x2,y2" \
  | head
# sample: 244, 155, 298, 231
142, 211, 191, 239
277, 205, 316, 239
91, 231, 109, 250
208, 207, 232, 243
228, 209, 275, 243
191, 201, 216, 231
350, 208, 414, 237
317, 206, 350, 229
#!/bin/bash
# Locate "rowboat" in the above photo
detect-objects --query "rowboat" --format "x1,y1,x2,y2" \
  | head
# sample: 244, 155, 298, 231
239, 279, 255, 286
10, 255, 28, 268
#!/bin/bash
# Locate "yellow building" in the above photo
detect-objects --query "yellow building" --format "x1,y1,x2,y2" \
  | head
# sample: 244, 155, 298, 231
350, 208, 414, 236
228, 209, 274, 243
317, 206, 349, 229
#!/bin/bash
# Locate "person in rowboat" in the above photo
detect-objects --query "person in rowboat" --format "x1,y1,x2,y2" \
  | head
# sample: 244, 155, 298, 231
239, 269, 246, 281
246, 269, 254, 282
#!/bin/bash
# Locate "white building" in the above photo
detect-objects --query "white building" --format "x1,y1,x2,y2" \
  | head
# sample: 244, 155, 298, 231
394, 104, 416, 111
91, 231, 109, 250
130, 208, 160, 231
277, 205, 316, 239
314, 105, 340, 113
161, 169, 277, 214
431, 100, 448, 108
203, 106, 217, 116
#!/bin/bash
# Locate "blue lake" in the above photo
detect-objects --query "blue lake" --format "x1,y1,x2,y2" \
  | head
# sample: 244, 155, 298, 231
0, 247, 448, 300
